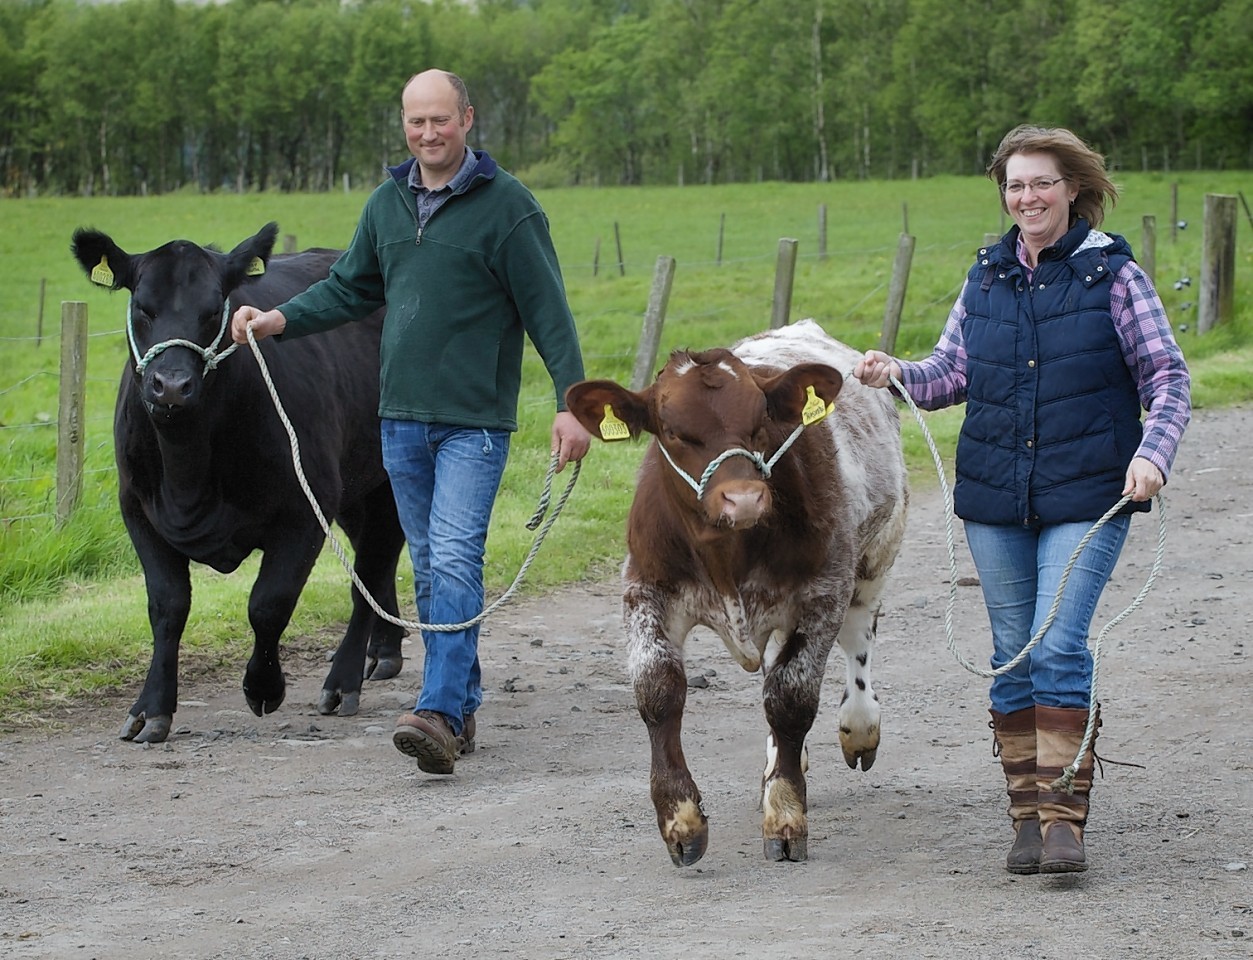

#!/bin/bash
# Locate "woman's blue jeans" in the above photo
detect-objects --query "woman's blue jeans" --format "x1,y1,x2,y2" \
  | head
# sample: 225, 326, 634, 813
381, 419, 510, 736
963, 516, 1131, 714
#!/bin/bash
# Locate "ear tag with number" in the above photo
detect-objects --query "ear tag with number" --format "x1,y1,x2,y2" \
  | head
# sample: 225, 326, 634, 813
246, 257, 266, 277
90, 256, 115, 287
599, 404, 630, 441
801, 385, 833, 426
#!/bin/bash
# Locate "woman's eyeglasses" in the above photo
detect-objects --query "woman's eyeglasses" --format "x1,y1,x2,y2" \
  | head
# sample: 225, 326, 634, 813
1001, 176, 1067, 196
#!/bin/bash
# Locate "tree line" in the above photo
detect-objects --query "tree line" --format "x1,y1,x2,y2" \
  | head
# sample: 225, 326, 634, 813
1, 0, 1249, 197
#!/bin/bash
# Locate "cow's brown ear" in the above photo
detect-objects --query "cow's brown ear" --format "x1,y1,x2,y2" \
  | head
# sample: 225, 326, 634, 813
763, 363, 844, 424
565, 380, 650, 441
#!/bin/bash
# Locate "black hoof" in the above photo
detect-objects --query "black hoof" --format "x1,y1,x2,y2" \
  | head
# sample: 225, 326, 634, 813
316, 689, 340, 716
120, 713, 171, 743
365, 656, 403, 681
316, 688, 360, 717
763, 837, 808, 862
667, 832, 708, 868
244, 689, 286, 717
243, 673, 286, 717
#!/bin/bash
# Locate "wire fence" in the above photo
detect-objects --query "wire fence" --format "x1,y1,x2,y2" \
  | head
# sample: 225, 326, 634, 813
2, 195, 1240, 531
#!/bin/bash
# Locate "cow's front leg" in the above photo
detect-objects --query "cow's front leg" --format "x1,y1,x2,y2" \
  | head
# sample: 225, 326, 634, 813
760, 626, 830, 862
835, 591, 883, 771
627, 588, 706, 867
243, 528, 322, 717
121, 513, 192, 744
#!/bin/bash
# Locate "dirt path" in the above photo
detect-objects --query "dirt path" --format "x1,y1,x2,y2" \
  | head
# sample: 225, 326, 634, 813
2, 407, 1251, 960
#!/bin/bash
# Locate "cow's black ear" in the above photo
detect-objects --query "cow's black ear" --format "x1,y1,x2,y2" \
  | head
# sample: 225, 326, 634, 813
224, 222, 281, 288
70, 228, 134, 291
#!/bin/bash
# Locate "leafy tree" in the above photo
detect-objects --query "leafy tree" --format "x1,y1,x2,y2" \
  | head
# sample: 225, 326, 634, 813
532, 16, 659, 185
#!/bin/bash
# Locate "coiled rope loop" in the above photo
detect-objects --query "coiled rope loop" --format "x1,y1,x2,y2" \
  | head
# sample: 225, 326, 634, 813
887, 372, 1166, 793
245, 324, 579, 634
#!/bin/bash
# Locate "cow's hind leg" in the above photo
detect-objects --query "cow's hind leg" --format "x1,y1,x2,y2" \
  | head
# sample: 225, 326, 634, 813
835, 582, 886, 771
760, 628, 828, 862
319, 487, 407, 716
628, 589, 707, 867
361, 489, 407, 682
838, 497, 906, 769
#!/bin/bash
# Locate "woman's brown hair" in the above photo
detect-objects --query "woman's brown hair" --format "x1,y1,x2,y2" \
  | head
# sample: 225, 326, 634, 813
987, 125, 1118, 229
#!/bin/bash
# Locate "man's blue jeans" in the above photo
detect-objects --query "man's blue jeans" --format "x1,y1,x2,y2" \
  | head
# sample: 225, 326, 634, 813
963, 516, 1131, 714
381, 419, 510, 737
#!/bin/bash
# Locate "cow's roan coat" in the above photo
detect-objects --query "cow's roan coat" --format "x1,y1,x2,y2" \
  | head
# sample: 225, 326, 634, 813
566, 319, 908, 866
71, 222, 407, 744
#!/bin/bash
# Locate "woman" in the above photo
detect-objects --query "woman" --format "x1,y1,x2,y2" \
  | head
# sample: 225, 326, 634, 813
854, 125, 1191, 874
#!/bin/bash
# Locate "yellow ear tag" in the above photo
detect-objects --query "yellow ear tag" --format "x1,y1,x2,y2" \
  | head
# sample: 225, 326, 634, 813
801, 385, 833, 426
245, 256, 266, 277
90, 256, 115, 287
599, 404, 630, 441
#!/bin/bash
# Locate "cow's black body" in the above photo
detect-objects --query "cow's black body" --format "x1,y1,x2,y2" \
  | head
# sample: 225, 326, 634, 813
72, 222, 406, 743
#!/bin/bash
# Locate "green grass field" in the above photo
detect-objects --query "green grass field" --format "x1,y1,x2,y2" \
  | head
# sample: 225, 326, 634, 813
1, 174, 1249, 721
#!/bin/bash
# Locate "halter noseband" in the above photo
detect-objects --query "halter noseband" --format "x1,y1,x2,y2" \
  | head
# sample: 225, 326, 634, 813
127, 298, 239, 376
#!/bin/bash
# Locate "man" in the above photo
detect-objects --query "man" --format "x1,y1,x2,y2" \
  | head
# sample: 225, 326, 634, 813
231, 69, 591, 775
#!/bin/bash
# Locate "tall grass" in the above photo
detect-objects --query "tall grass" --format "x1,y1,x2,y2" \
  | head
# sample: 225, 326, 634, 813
1, 175, 1250, 719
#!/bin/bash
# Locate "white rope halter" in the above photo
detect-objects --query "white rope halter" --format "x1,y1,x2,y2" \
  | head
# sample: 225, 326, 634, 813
657, 421, 808, 499
127, 298, 239, 375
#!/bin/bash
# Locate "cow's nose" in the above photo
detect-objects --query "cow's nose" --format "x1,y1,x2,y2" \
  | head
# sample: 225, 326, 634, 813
720, 488, 766, 525
149, 371, 194, 406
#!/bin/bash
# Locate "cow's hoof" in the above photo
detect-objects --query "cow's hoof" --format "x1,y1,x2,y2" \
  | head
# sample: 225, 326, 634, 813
318, 688, 359, 717
764, 836, 808, 862
667, 831, 708, 868
365, 655, 402, 681
244, 685, 286, 717
119, 713, 171, 743
841, 744, 878, 771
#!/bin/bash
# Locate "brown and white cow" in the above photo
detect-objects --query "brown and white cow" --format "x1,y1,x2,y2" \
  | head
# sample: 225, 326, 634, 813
566, 319, 908, 866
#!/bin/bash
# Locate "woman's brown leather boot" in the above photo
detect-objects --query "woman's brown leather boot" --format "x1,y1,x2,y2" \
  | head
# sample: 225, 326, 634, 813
1036, 704, 1099, 874
989, 706, 1041, 875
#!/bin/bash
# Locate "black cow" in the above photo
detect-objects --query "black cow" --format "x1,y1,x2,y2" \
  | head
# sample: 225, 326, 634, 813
71, 222, 407, 743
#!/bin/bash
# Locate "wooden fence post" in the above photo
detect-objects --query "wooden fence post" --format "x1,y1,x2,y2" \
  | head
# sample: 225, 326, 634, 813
770, 238, 798, 329
879, 233, 916, 354
1171, 182, 1179, 243
818, 204, 828, 261
631, 256, 676, 391
593, 237, 601, 277
716, 213, 726, 267
614, 221, 625, 277
283, 234, 297, 254
1197, 193, 1237, 335
36, 278, 46, 347
56, 301, 89, 526
1140, 215, 1157, 284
